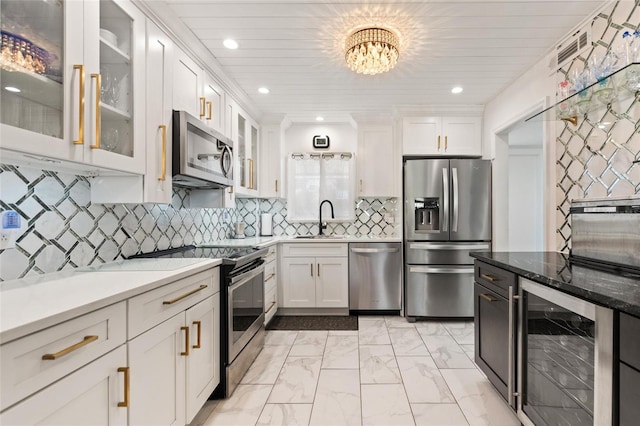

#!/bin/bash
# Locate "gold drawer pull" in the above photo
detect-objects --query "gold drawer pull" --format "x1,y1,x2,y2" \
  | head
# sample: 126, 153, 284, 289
117, 367, 130, 407
444, 135, 448, 151
480, 293, 499, 302
163, 285, 208, 305
73, 64, 85, 145
42, 335, 98, 360
480, 273, 499, 282
310, 263, 313, 277
437, 135, 441, 150
193, 321, 202, 349
265, 273, 276, 281
317, 264, 320, 277
265, 301, 276, 314
275, 179, 278, 193
181, 326, 190, 356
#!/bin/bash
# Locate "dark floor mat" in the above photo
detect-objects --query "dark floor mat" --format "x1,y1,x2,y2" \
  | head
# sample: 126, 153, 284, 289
266, 315, 358, 331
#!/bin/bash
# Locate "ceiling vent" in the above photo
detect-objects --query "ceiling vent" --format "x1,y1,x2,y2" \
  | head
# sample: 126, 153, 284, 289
549, 23, 592, 72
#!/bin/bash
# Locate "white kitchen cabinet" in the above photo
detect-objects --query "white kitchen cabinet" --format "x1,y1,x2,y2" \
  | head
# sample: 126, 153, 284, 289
0, 0, 146, 175
357, 124, 397, 197
280, 243, 348, 309
264, 245, 279, 324
173, 47, 205, 119
202, 74, 225, 135
227, 97, 259, 197
0, 345, 128, 426
402, 116, 481, 156
260, 124, 285, 199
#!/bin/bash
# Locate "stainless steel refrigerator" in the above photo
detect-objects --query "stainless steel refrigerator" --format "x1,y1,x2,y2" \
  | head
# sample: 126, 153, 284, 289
404, 158, 491, 319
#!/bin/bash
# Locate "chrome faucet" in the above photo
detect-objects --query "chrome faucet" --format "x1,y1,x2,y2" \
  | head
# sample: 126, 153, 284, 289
319, 199, 335, 236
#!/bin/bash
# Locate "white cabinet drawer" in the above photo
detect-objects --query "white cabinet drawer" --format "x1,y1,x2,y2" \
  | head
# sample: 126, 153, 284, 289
265, 260, 276, 280
265, 270, 277, 294
264, 287, 277, 324
128, 269, 219, 339
282, 243, 348, 258
1, 302, 126, 411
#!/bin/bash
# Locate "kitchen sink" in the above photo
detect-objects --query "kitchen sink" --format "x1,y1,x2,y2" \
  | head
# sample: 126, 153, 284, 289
294, 235, 344, 239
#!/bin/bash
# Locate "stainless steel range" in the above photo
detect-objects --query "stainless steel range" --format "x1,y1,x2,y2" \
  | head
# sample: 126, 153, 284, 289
129, 245, 267, 398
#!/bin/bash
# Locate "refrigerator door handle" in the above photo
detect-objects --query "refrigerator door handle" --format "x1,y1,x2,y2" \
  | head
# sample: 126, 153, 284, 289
409, 266, 474, 274
442, 168, 449, 232
452, 167, 459, 232
409, 243, 490, 250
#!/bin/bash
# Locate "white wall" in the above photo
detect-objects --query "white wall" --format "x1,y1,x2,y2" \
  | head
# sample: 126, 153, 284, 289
508, 147, 543, 251
285, 123, 357, 153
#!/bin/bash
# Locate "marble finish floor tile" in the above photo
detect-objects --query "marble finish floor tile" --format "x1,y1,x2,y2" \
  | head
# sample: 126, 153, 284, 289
265, 330, 299, 346
202, 384, 271, 426
289, 330, 328, 356
188, 400, 218, 426
415, 322, 451, 336
310, 369, 361, 425
361, 384, 415, 426
422, 335, 476, 369
385, 315, 416, 328
322, 335, 359, 369
461, 344, 475, 356
442, 321, 475, 345
241, 345, 290, 385
359, 318, 392, 345
397, 356, 456, 403
440, 369, 520, 426
268, 356, 322, 403
256, 404, 313, 426
411, 403, 470, 426
360, 345, 402, 384
329, 330, 359, 336
389, 327, 430, 356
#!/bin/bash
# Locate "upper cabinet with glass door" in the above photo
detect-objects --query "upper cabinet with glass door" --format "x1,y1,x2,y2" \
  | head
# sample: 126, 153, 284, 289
234, 107, 259, 197
0, 0, 145, 175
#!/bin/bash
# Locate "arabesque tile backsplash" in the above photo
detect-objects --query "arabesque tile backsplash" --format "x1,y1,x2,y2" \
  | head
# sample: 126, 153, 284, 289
0, 164, 398, 281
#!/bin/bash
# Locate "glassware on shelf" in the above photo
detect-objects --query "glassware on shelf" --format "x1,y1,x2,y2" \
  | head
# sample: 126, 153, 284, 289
102, 127, 119, 152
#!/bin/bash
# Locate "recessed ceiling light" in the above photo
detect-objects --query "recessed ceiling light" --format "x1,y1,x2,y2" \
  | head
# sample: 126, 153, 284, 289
316, 116, 324, 121
258, 87, 270, 94
223, 39, 238, 49
451, 86, 463, 94
5, 86, 21, 93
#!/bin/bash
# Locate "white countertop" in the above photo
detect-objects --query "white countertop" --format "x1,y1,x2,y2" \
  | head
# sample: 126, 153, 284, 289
0, 258, 221, 343
200, 235, 402, 247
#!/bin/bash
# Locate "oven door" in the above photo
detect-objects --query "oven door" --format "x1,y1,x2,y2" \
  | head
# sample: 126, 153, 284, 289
517, 279, 613, 426
227, 263, 265, 363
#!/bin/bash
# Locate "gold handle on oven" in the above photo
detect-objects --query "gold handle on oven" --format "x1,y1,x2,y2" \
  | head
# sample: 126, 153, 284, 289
117, 367, 130, 407
181, 326, 190, 356
199, 97, 206, 118
480, 293, 498, 302
42, 335, 98, 360
437, 135, 441, 150
90, 73, 101, 149
444, 136, 448, 151
207, 101, 212, 120
162, 285, 208, 305
73, 64, 85, 145
159, 125, 167, 181
193, 321, 202, 349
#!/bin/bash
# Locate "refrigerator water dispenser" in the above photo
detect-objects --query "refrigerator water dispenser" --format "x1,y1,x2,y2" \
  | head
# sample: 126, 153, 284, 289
414, 198, 440, 231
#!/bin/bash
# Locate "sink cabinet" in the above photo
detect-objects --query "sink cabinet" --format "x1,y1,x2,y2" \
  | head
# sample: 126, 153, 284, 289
280, 243, 349, 309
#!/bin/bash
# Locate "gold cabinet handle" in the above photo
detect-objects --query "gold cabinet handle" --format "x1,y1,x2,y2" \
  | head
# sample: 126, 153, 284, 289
90, 73, 101, 149
207, 101, 213, 120
42, 335, 98, 360
360, 179, 363, 193
480, 293, 499, 302
445, 135, 448, 151
437, 135, 441, 150
265, 273, 276, 281
73, 64, 85, 145
480, 273, 499, 282
180, 326, 190, 356
310, 263, 313, 277
199, 97, 206, 118
265, 301, 276, 314
317, 264, 320, 277
193, 321, 202, 349
162, 285, 208, 305
159, 125, 167, 181
275, 179, 278, 193
117, 367, 130, 407
228, 186, 234, 194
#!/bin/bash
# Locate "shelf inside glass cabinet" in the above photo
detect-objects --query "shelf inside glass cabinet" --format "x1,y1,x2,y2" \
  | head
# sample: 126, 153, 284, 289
526, 62, 640, 125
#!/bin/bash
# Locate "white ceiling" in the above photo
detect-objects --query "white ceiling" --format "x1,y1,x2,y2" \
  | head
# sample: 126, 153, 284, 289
159, 0, 605, 121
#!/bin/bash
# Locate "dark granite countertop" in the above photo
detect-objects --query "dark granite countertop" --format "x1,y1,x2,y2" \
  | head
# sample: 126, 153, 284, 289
470, 251, 640, 318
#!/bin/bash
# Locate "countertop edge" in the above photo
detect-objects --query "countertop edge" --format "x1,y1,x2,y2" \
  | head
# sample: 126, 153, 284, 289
0, 259, 222, 344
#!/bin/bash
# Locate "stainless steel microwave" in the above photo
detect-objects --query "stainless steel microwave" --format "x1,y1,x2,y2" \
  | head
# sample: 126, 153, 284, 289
172, 110, 233, 189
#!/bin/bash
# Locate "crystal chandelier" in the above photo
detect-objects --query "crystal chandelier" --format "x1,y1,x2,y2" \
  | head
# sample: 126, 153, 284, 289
344, 27, 399, 75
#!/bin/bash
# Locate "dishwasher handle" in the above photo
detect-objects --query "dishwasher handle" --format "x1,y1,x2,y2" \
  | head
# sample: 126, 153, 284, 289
409, 243, 490, 250
350, 248, 400, 254
409, 266, 474, 274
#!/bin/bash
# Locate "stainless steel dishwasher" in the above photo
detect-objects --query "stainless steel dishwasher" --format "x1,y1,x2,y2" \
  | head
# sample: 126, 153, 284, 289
349, 242, 402, 312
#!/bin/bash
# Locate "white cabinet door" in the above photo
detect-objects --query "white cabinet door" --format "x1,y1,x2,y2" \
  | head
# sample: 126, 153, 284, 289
441, 116, 482, 156
173, 47, 204, 119
358, 124, 397, 197
402, 117, 441, 155
202, 75, 224, 134
128, 313, 186, 426
185, 295, 220, 424
144, 19, 173, 203
315, 257, 349, 308
281, 257, 316, 308
0, 346, 127, 426
259, 124, 284, 198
